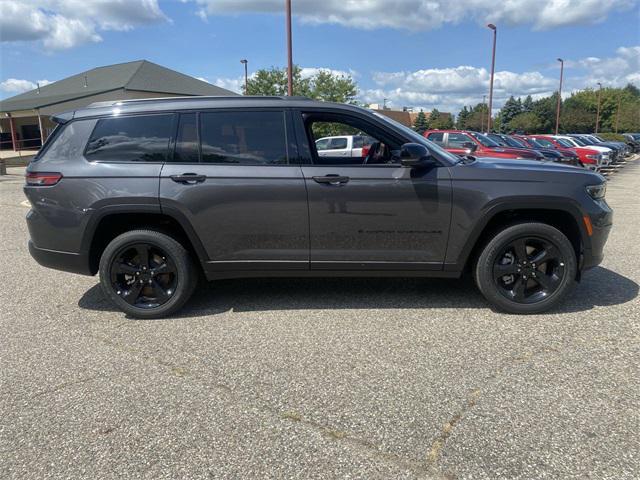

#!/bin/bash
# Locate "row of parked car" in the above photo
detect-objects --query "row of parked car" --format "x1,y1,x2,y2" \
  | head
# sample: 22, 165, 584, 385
423, 130, 638, 172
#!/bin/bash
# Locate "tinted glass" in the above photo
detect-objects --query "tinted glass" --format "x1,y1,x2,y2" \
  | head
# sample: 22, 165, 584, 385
470, 132, 500, 147
487, 133, 507, 145
352, 136, 364, 148
427, 132, 444, 145
532, 138, 554, 148
200, 111, 287, 165
85, 114, 173, 162
329, 137, 348, 149
315, 138, 330, 150
448, 133, 471, 148
173, 113, 199, 162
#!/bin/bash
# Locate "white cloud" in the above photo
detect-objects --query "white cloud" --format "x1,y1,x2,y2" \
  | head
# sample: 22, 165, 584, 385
565, 45, 640, 88
364, 66, 557, 113
0, 78, 52, 94
0, 0, 168, 50
185, 0, 637, 30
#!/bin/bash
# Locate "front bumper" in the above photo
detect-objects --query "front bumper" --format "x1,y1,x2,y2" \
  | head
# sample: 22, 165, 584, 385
581, 199, 613, 271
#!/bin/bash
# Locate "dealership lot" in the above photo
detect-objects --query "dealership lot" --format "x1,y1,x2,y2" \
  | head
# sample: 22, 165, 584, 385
1, 161, 639, 478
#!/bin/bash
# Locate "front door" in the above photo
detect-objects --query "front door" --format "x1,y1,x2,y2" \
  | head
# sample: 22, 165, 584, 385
295, 110, 452, 270
159, 110, 309, 272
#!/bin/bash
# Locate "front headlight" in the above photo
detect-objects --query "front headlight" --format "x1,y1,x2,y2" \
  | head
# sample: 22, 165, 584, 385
586, 183, 606, 199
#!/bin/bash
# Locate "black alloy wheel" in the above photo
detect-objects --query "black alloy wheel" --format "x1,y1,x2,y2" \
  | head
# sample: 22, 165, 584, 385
492, 236, 566, 304
110, 243, 178, 309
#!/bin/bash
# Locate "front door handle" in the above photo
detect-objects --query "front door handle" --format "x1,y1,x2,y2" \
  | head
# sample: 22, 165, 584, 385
170, 173, 206, 184
312, 174, 350, 185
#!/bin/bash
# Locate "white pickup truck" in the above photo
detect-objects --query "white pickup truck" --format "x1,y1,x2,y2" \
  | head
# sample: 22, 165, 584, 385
315, 135, 375, 158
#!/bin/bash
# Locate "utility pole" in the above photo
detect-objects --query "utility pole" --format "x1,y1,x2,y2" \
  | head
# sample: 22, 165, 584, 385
487, 24, 497, 133
595, 82, 602, 134
285, 0, 293, 96
481, 94, 486, 132
615, 94, 622, 133
240, 59, 248, 95
555, 58, 564, 135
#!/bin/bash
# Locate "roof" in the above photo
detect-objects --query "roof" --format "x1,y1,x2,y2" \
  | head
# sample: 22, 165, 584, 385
0, 60, 238, 113
54, 96, 370, 122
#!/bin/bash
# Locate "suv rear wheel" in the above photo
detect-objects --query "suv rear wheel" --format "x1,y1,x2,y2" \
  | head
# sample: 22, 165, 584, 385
99, 230, 197, 318
475, 223, 577, 314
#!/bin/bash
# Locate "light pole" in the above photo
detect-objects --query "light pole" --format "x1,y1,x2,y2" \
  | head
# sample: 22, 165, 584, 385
481, 94, 486, 132
555, 58, 564, 135
595, 82, 602, 133
240, 59, 248, 95
285, 0, 293, 96
615, 93, 622, 133
487, 23, 497, 133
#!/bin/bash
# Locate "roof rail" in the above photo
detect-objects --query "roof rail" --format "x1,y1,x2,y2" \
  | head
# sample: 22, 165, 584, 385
87, 95, 313, 108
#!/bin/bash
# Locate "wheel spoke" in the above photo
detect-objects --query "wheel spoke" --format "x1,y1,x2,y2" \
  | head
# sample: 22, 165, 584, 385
513, 238, 528, 263
134, 245, 150, 269
494, 263, 518, 279
122, 282, 144, 305
512, 278, 527, 302
533, 272, 558, 291
151, 279, 171, 303
153, 262, 173, 275
530, 246, 558, 265
114, 262, 139, 275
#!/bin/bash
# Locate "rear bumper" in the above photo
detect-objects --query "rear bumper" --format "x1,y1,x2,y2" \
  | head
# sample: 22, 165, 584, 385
28, 241, 93, 276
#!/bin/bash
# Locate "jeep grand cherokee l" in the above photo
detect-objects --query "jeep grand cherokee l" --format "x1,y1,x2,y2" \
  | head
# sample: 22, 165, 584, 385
25, 97, 612, 318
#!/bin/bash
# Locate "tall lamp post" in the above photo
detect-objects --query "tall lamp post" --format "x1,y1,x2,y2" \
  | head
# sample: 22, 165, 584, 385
486, 23, 497, 133
555, 58, 564, 135
595, 82, 602, 133
285, 0, 293, 96
240, 59, 248, 95
481, 94, 486, 132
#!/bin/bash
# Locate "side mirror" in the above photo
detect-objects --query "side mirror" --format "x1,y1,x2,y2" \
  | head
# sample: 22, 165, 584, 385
462, 141, 477, 153
400, 143, 434, 167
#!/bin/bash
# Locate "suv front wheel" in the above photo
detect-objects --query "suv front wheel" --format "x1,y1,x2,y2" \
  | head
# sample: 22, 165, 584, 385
475, 222, 577, 314
99, 230, 197, 318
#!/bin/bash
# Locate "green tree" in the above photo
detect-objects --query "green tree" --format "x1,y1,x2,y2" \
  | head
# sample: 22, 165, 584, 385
456, 106, 470, 129
428, 108, 454, 129
412, 110, 429, 134
532, 93, 559, 133
246, 65, 357, 104
508, 112, 542, 133
464, 103, 488, 131
498, 96, 523, 132
522, 95, 534, 113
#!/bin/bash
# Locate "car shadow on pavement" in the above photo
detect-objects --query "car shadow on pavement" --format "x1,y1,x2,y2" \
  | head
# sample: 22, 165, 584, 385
78, 266, 638, 319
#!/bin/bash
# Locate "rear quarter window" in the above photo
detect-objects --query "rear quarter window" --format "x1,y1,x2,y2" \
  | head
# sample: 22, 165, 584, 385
36, 119, 97, 165
85, 114, 174, 162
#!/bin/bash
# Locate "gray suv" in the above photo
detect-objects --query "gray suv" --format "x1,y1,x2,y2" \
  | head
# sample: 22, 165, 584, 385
25, 96, 612, 318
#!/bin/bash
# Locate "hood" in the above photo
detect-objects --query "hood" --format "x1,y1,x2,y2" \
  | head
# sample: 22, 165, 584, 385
487, 146, 539, 158
469, 157, 584, 172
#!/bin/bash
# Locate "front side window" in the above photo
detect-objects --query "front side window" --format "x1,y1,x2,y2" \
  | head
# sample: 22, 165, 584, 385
200, 111, 287, 165
329, 137, 348, 149
85, 114, 174, 162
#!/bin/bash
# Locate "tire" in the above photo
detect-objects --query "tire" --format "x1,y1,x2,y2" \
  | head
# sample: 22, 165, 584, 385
474, 222, 577, 314
99, 230, 197, 319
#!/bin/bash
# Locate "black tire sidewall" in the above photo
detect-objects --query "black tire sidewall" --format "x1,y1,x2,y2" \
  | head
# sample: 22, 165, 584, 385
99, 230, 196, 319
475, 223, 577, 314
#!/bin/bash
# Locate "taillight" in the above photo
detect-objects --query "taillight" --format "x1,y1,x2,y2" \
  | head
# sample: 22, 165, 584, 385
361, 144, 371, 157
25, 172, 63, 186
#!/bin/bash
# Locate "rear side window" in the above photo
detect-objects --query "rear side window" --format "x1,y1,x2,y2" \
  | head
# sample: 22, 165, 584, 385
200, 111, 287, 165
448, 133, 470, 148
85, 114, 174, 162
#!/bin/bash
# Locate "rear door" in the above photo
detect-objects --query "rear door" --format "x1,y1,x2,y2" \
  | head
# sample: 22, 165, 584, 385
159, 109, 309, 272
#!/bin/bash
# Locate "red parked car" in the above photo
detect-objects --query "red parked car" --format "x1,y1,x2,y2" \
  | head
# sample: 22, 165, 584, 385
527, 135, 602, 171
424, 130, 543, 160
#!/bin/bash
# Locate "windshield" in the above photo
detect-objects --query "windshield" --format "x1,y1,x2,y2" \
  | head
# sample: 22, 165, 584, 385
504, 136, 528, 148
469, 132, 501, 147
531, 138, 554, 148
486, 133, 507, 146
556, 138, 575, 148
371, 112, 461, 164
571, 137, 587, 146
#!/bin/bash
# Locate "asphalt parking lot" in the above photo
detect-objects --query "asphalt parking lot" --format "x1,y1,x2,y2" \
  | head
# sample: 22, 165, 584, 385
1, 160, 639, 479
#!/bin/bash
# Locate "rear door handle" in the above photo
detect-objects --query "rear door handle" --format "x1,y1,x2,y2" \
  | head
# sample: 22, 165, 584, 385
170, 173, 206, 184
312, 174, 350, 185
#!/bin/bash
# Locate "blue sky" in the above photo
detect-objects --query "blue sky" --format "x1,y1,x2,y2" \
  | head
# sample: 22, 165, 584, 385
1, 0, 639, 113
